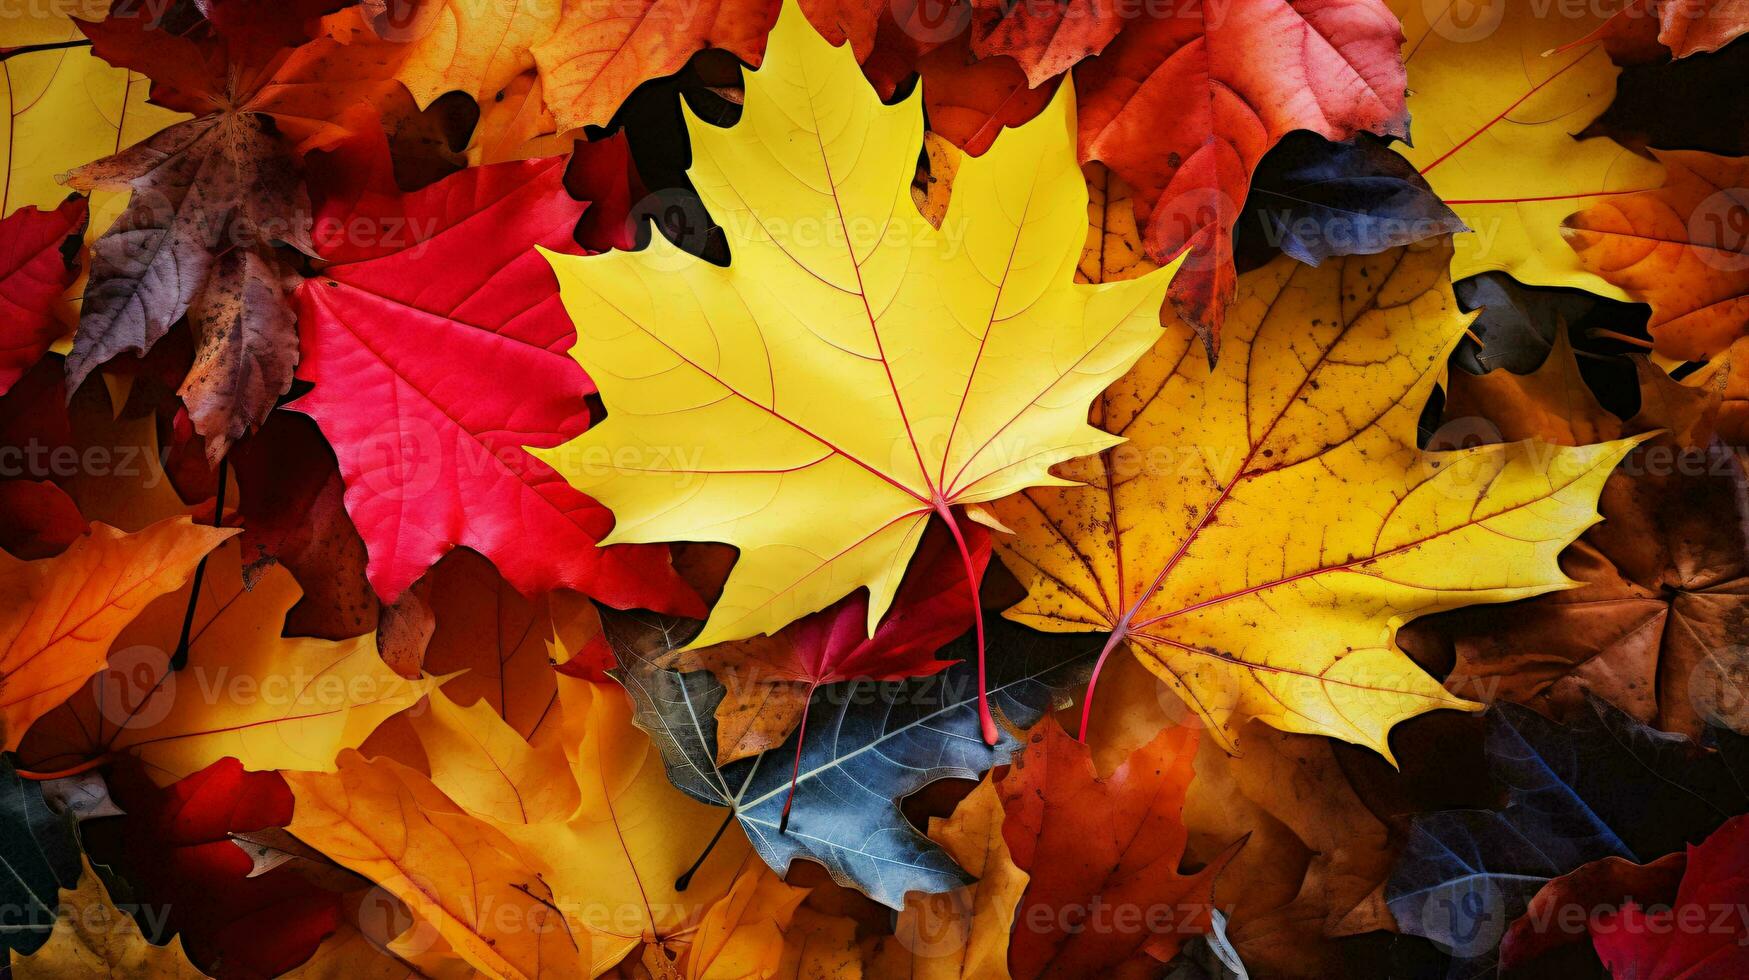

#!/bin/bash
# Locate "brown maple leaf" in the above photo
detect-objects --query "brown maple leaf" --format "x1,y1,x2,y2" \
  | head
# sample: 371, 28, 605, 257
1404, 334, 1747, 739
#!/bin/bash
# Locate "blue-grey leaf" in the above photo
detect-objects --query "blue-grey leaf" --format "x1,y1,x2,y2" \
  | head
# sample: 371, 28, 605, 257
606, 612, 1093, 909
0, 758, 81, 954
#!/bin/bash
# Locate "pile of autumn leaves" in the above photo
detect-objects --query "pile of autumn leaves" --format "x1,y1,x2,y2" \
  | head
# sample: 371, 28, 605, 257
3, 0, 1749, 976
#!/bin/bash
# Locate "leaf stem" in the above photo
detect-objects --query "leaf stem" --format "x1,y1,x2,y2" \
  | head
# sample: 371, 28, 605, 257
1079, 628, 1128, 743
675, 808, 736, 891
778, 682, 818, 834
170, 456, 227, 672
932, 499, 993, 745
15, 754, 113, 780
0, 39, 93, 62
1587, 328, 1655, 350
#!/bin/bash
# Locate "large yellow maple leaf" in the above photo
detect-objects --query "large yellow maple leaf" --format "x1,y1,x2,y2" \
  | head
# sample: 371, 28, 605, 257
1390, 0, 1664, 298
537, 1, 1180, 737
992, 190, 1644, 757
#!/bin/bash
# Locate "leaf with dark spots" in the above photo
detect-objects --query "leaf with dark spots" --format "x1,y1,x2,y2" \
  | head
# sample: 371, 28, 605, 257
64, 109, 312, 461
970, 0, 1122, 86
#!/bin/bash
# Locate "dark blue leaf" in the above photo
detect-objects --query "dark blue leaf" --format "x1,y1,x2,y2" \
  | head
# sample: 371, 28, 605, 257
1387, 697, 1749, 973
1235, 132, 1465, 271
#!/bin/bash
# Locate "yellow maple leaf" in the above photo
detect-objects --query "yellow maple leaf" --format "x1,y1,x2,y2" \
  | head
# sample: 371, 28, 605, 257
446, 676, 752, 973
1391, 0, 1664, 297
537, 1, 1180, 739
294, 677, 778, 979
18, 542, 438, 783
10, 858, 206, 978
0, 517, 230, 751
991, 185, 1645, 757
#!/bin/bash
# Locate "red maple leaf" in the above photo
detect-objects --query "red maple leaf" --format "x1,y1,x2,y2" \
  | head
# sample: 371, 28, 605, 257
0, 199, 85, 396
290, 125, 701, 613
998, 717, 1234, 978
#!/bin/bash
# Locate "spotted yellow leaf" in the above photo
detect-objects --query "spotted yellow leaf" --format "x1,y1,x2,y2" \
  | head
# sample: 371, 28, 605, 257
994, 217, 1644, 757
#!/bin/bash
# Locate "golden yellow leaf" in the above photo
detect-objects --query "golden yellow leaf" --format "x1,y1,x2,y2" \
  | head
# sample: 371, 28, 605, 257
285, 751, 587, 980
0, 517, 230, 751
682, 864, 805, 980
1390, 0, 1663, 297
2, 19, 185, 220
537, 2, 1180, 699
299, 674, 759, 978
10, 858, 206, 979
868, 777, 1025, 980
18, 542, 438, 782
409, 688, 578, 825
993, 223, 1645, 756
504, 678, 754, 975
774, 906, 859, 980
